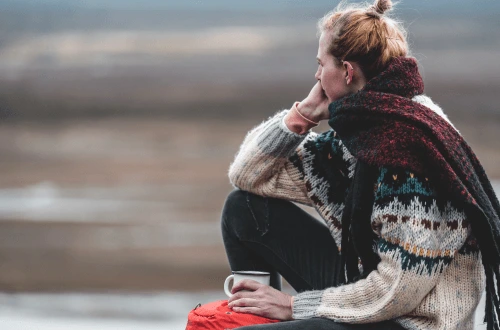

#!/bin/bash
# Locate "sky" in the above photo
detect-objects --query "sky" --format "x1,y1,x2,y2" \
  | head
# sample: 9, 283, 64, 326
0, 0, 499, 12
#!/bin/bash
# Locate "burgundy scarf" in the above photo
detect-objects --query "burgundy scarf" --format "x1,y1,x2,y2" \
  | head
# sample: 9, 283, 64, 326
328, 57, 500, 330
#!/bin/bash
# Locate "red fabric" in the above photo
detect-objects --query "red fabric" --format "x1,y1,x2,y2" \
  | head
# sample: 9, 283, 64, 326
186, 300, 280, 329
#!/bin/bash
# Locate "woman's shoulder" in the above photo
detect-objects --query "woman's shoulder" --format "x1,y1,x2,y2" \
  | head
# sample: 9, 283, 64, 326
412, 94, 458, 131
288, 129, 357, 195
294, 129, 357, 173
300, 129, 352, 158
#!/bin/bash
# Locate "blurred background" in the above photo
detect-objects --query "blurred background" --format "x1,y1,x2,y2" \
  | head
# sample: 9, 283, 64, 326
0, 0, 498, 329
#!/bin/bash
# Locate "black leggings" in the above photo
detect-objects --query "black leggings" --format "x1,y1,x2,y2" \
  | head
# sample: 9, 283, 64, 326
220, 190, 404, 330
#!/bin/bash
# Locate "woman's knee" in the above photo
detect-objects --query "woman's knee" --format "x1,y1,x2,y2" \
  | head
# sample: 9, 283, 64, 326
225, 189, 248, 206
221, 189, 250, 229
222, 189, 247, 219
221, 189, 270, 237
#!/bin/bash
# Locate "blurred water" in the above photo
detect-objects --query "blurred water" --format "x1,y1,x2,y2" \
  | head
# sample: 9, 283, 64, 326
0, 290, 224, 330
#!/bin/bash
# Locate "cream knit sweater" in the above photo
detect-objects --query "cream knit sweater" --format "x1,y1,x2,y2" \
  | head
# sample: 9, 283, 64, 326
228, 96, 485, 330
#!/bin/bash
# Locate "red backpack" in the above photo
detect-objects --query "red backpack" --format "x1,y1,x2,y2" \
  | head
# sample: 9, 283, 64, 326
186, 299, 280, 329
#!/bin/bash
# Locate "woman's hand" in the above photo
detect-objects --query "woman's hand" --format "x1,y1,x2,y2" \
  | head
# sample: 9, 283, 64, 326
298, 81, 330, 122
227, 279, 294, 321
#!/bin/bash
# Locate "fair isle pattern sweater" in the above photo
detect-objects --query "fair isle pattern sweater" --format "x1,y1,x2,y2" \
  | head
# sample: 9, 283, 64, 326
228, 96, 485, 330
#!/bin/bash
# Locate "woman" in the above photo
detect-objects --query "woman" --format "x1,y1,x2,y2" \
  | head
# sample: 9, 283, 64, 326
221, 0, 500, 329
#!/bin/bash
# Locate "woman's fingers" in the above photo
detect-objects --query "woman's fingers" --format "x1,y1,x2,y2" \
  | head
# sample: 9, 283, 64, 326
311, 82, 330, 114
228, 288, 294, 321
231, 279, 264, 294
298, 81, 331, 122
227, 280, 265, 304
229, 297, 261, 308
312, 81, 326, 99
231, 306, 262, 315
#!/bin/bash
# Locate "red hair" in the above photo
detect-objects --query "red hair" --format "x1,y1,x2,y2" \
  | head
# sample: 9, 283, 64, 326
318, 0, 408, 80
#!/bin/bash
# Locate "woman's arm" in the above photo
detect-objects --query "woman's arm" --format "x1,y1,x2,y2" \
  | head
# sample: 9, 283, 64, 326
228, 81, 332, 205
228, 104, 317, 206
292, 167, 471, 323
228, 80, 331, 206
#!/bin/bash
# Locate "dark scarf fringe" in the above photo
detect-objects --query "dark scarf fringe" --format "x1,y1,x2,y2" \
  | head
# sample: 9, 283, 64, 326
340, 160, 380, 284
485, 263, 500, 330
468, 204, 500, 329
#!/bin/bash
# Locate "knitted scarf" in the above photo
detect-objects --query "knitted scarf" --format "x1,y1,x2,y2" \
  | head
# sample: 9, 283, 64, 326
328, 57, 500, 330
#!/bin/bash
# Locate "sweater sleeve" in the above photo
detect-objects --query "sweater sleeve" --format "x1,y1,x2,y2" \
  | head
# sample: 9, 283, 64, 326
292, 167, 470, 323
228, 109, 317, 206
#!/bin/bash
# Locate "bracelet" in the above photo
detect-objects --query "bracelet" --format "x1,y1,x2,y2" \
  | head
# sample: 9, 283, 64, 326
294, 102, 319, 126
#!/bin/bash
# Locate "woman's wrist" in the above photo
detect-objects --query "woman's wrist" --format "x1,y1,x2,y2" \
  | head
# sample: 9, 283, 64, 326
284, 102, 319, 135
297, 102, 322, 123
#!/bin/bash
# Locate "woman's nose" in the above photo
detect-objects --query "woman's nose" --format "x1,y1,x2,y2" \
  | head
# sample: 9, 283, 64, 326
315, 67, 321, 80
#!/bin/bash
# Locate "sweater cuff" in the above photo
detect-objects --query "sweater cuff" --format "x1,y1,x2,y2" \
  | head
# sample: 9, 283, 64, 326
292, 290, 323, 320
250, 109, 309, 159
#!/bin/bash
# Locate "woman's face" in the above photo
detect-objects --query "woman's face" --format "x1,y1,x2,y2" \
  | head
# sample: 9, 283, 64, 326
315, 31, 351, 102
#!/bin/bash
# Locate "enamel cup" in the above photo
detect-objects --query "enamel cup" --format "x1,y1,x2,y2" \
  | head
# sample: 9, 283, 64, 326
224, 271, 271, 297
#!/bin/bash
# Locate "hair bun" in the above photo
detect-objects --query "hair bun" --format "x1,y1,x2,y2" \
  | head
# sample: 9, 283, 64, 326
371, 0, 392, 15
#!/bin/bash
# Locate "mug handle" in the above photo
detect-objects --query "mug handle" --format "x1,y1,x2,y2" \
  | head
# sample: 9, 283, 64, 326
224, 275, 234, 297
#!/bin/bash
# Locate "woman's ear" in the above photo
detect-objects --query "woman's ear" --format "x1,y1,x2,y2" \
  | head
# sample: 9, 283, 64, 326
342, 60, 354, 85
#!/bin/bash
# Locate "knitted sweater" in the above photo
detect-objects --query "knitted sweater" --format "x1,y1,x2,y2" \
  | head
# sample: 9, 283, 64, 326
228, 96, 485, 330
